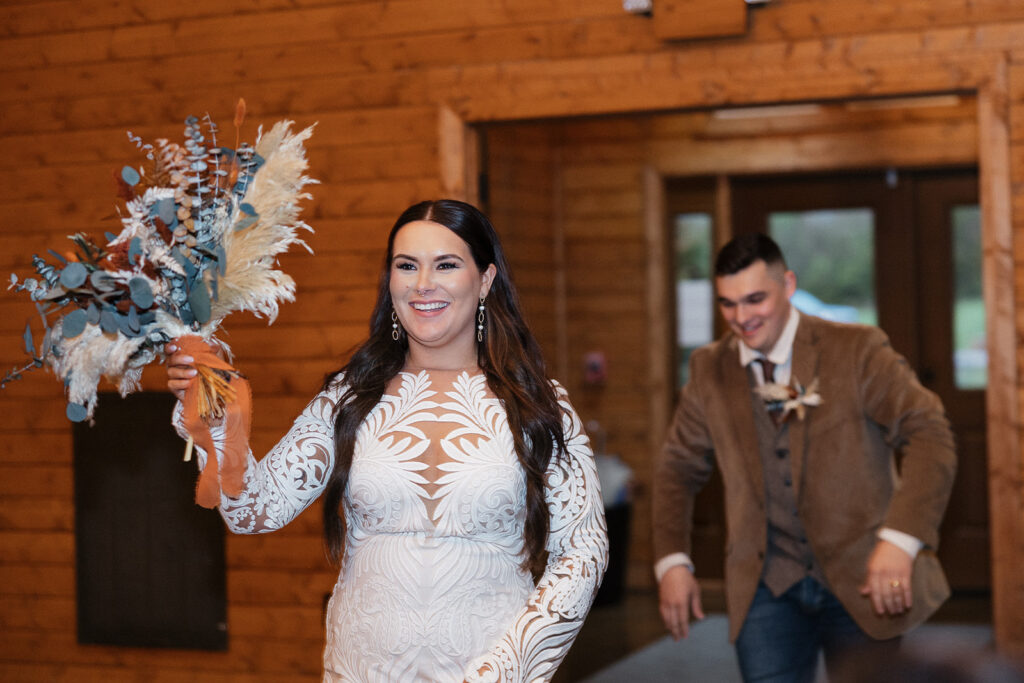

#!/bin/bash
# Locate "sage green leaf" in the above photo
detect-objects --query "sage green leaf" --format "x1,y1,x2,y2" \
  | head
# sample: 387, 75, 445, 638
234, 216, 257, 231
89, 270, 115, 291
188, 280, 211, 324
121, 166, 140, 186
23, 323, 34, 355
59, 262, 87, 289
128, 277, 154, 309
66, 402, 88, 422
128, 237, 142, 266
156, 198, 177, 224
99, 309, 118, 334
62, 309, 87, 338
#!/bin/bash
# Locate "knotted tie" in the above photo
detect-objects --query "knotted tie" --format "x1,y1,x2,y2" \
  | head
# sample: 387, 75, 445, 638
756, 358, 784, 425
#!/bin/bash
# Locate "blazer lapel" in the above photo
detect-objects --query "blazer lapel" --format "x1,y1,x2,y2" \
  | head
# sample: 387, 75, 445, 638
789, 316, 821, 501
720, 338, 765, 501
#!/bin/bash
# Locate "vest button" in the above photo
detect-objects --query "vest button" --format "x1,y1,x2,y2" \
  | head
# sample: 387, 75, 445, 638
776, 449, 788, 459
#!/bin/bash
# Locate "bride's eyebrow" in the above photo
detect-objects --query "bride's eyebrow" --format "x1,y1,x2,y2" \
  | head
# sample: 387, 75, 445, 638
392, 253, 465, 262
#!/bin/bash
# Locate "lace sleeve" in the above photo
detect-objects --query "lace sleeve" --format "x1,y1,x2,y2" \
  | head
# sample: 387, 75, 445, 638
465, 388, 610, 683
172, 384, 339, 534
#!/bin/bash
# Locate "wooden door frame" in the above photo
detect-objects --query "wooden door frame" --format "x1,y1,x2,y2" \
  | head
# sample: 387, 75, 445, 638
438, 77, 1022, 652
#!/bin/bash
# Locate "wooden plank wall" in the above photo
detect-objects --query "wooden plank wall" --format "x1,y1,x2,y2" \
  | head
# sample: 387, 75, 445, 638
0, 1, 1023, 678
484, 123, 561, 366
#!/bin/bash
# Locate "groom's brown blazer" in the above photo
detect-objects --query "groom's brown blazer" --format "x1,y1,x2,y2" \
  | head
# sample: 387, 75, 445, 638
653, 314, 956, 641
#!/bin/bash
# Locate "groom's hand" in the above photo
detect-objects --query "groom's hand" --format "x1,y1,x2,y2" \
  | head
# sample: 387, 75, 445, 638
659, 565, 704, 640
859, 539, 913, 616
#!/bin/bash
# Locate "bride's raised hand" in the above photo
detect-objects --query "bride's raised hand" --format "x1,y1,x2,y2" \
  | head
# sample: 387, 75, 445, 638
165, 341, 197, 401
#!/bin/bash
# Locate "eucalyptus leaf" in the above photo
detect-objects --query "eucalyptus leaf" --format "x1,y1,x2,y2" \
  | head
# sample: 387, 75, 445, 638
128, 237, 142, 266
240, 202, 257, 216
188, 280, 211, 324
99, 309, 118, 334
128, 277, 154, 309
156, 198, 177, 225
171, 248, 197, 279
59, 262, 87, 289
117, 311, 141, 338
62, 309, 87, 338
89, 270, 115, 291
9, 273, 16, 286
234, 216, 257, 231
105, 231, 117, 243
66, 402, 88, 422
86, 302, 100, 325
121, 166, 141, 186
215, 244, 227, 275
127, 306, 140, 332
23, 323, 34, 355
47, 249, 68, 265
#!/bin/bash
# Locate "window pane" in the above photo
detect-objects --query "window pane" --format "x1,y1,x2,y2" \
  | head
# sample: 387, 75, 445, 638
675, 213, 714, 386
953, 205, 986, 389
769, 209, 877, 326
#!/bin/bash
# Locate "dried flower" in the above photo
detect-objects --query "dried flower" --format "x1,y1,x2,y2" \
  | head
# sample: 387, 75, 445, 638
5, 102, 316, 423
755, 377, 823, 422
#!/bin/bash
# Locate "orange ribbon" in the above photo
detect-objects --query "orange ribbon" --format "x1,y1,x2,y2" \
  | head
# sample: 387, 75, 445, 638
176, 335, 252, 508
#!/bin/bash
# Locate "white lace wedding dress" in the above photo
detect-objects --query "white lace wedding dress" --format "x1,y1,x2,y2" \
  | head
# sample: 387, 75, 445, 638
180, 369, 608, 682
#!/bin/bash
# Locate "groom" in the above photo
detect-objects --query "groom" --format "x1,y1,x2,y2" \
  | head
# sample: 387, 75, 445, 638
652, 233, 956, 681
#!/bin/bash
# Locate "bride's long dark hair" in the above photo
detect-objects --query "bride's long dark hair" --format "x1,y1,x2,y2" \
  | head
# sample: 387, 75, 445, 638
322, 199, 566, 570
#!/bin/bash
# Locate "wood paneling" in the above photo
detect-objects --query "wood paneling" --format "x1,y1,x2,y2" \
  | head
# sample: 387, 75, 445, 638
1, 0, 1023, 677
654, 0, 747, 41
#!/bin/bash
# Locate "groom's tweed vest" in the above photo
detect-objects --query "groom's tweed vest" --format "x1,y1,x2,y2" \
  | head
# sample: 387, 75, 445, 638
751, 387, 828, 596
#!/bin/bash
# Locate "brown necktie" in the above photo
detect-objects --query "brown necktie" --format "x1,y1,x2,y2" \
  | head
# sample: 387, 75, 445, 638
757, 358, 776, 384
757, 358, 785, 426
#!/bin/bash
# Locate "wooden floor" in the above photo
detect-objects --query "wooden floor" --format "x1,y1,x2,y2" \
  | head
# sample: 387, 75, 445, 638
554, 588, 994, 682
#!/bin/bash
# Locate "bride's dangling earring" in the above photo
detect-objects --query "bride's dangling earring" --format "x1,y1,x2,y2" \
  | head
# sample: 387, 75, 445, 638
392, 309, 401, 341
477, 298, 486, 343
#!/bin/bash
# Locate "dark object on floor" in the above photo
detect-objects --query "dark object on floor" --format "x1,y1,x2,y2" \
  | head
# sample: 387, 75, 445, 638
594, 503, 631, 606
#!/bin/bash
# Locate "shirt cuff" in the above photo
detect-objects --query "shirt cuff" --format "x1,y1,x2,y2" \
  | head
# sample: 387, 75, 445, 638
654, 552, 695, 582
878, 527, 923, 559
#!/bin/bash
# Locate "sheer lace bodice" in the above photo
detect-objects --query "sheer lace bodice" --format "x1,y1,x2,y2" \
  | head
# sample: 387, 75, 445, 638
178, 369, 608, 682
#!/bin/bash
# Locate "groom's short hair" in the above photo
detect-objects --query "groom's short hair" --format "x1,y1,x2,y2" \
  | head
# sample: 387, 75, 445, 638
714, 233, 788, 277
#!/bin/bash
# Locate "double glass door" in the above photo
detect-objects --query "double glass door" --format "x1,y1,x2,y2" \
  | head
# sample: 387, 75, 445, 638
673, 168, 988, 591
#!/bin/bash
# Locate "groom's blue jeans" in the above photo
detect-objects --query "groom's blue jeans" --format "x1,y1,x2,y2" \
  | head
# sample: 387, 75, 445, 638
735, 577, 901, 683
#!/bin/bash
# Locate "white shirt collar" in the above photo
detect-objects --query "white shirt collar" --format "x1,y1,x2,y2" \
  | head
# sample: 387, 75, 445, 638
738, 305, 801, 368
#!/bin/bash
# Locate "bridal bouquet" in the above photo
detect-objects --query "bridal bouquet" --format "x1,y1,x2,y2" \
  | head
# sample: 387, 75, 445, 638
4, 100, 316, 506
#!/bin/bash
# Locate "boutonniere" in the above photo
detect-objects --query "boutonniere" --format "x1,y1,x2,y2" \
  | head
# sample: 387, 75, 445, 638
755, 377, 823, 422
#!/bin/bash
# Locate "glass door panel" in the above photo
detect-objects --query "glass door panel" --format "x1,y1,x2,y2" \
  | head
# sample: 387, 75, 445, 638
769, 208, 877, 325
952, 205, 986, 390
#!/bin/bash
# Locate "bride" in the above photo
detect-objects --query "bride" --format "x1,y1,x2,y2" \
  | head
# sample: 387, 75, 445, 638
167, 199, 609, 682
